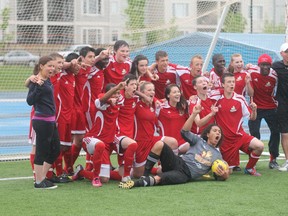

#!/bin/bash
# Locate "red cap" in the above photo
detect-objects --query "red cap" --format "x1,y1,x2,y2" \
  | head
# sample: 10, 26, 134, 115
258, 54, 272, 65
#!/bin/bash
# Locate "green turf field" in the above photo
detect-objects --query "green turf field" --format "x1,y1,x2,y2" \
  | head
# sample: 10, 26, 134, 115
0, 154, 287, 216
0, 65, 32, 91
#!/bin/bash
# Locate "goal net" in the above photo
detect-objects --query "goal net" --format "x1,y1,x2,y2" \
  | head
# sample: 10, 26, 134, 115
0, 0, 286, 160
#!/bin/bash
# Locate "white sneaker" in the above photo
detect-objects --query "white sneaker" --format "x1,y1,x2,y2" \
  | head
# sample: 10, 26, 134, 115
121, 176, 131, 183
278, 161, 288, 172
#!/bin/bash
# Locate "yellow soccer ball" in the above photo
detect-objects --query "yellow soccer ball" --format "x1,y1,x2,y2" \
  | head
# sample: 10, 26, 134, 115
211, 159, 228, 175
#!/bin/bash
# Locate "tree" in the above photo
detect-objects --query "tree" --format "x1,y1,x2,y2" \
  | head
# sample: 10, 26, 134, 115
124, 0, 146, 45
223, 11, 247, 33
0, 7, 12, 50
263, 20, 285, 34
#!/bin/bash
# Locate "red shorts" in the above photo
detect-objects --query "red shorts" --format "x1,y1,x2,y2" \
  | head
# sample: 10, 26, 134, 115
220, 133, 255, 167
135, 136, 163, 167
71, 109, 86, 134
57, 122, 72, 146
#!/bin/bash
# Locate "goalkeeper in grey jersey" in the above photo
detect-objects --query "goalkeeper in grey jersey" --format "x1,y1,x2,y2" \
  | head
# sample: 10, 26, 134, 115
119, 104, 230, 189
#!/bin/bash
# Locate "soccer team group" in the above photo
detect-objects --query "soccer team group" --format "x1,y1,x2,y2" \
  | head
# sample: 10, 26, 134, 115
26, 39, 288, 189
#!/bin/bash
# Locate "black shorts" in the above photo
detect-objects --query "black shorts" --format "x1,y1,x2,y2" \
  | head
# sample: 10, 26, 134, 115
158, 144, 191, 185
277, 103, 288, 133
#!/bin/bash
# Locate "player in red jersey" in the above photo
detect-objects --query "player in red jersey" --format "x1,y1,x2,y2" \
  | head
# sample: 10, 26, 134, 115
157, 84, 189, 154
177, 55, 203, 100
247, 54, 280, 169
209, 54, 227, 93
52, 53, 81, 183
73, 81, 126, 187
133, 82, 178, 178
83, 48, 110, 131
103, 40, 132, 89
150, 51, 179, 99
228, 53, 251, 96
189, 75, 218, 135
211, 73, 264, 176
130, 54, 159, 82
69, 46, 96, 174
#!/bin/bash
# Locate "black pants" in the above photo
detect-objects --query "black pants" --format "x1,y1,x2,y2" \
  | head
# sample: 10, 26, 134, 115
33, 120, 60, 165
248, 108, 280, 158
158, 144, 191, 185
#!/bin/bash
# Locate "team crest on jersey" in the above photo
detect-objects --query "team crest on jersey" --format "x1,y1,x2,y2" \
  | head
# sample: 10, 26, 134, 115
122, 69, 127, 75
132, 102, 136, 108
166, 79, 171, 85
150, 107, 154, 112
185, 79, 189, 84
236, 76, 242, 81
65, 81, 68, 84
265, 82, 271, 87
230, 106, 236, 112
254, 78, 258, 82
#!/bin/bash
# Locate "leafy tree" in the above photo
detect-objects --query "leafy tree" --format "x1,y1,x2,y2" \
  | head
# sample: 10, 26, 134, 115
263, 20, 285, 34
223, 11, 247, 33
124, 0, 146, 44
0, 7, 12, 50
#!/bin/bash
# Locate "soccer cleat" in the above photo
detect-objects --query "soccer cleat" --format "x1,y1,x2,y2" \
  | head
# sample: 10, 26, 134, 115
72, 164, 84, 181
121, 176, 131, 183
119, 180, 135, 189
268, 160, 279, 169
244, 167, 261, 176
34, 179, 58, 189
233, 166, 241, 172
278, 161, 288, 172
47, 174, 60, 183
92, 177, 102, 187
58, 172, 72, 183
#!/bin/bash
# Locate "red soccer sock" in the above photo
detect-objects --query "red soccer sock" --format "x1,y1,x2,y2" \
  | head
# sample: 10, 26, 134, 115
92, 142, 105, 178
110, 170, 122, 181
30, 153, 35, 180
46, 168, 54, 179
54, 152, 63, 176
270, 154, 275, 162
63, 147, 73, 174
123, 142, 137, 177
246, 152, 261, 169
85, 153, 93, 171
81, 170, 93, 181
71, 144, 82, 165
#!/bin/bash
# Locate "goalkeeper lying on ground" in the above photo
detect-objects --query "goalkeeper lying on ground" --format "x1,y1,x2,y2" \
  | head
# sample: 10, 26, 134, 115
119, 104, 229, 189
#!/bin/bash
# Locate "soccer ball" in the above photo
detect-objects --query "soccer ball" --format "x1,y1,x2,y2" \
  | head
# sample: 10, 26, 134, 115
211, 159, 228, 175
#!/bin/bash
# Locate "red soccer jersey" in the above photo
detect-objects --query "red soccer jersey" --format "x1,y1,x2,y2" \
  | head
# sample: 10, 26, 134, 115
74, 66, 90, 109
152, 64, 178, 99
86, 98, 120, 143
157, 102, 188, 145
103, 55, 131, 88
209, 68, 222, 91
248, 66, 278, 109
234, 70, 248, 95
50, 73, 60, 116
56, 70, 75, 123
188, 96, 215, 134
176, 66, 197, 100
212, 92, 251, 140
116, 90, 139, 138
134, 100, 158, 141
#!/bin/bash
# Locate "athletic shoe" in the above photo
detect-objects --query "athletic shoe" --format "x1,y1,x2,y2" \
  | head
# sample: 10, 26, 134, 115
47, 174, 60, 183
244, 167, 261, 176
119, 180, 135, 189
268, 160, 279, 169
278, 161, 288, 172
121, 176, 131, 183
72, 164, 84, 181
233, 166, 241, 172
92, 177, 102, 187
58, 172, 72, 183
34, 179, 57, 189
